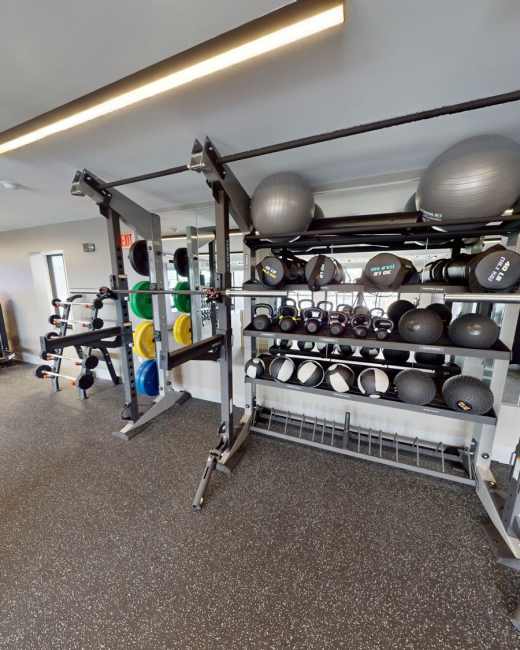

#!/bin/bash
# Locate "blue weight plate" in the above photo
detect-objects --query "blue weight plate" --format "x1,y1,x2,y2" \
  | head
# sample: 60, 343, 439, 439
136, 360, 159, 397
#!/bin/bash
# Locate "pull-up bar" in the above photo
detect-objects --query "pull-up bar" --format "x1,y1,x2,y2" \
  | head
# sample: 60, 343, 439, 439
99, 88, 520, 190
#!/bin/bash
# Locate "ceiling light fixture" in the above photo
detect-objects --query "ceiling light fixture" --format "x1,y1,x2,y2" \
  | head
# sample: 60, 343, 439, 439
0, 180, 19, 190
0, 0, 345, 155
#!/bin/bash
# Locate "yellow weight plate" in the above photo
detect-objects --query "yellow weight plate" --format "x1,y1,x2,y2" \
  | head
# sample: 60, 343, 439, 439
133, 320, 155, 359
173, 314, 192, 346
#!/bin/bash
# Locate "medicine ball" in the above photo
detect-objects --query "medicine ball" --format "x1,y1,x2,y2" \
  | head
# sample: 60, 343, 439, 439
357, 368, 390, 399
414, 352, 445, 366
417, 135, 520, 222
297, 360, 325, 387
360, 347, 380, 360
269, 356, 295, 383
426, 303, 452, 328
326, 364, 355, 393
387, 300, 415, 327
448, 313, 499, 349
297, 340, 315, 352
398, 308, 444, 345
251, 172, 315, 236
394, 369, 437, 405
382, 349, 411, 364
336, 344, 354, 358
245, 357, 266, 379
442, 375, 494, 415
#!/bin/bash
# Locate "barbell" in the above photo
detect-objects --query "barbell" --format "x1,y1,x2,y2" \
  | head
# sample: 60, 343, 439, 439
40, 351, 99, 370
49, 315, 105, 330
52, 298, 104, 310
35, 365, 95, 390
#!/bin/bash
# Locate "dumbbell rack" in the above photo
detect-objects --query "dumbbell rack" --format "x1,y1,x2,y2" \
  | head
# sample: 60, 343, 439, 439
241, 213, 520, 559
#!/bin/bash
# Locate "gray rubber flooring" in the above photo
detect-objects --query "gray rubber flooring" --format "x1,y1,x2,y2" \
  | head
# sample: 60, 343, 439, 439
1, 363, 519, 649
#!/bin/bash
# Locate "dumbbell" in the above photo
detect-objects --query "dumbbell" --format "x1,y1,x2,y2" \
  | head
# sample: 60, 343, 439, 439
421, 245, 520, 291
35, 365, 95, 390
370, 308, 394, 341
304, 255, 345, 289
49, 315, 104, 330
256, 254, 306, 288
252, 304, 274, 331
41, 351, 99, 370
277, 299, 300, 333
52, 298, 104, 310
350, 306, 372, 338
362, 253, 418, 290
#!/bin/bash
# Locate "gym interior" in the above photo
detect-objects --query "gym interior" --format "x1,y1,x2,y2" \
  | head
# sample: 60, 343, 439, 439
2, 2, 520, 648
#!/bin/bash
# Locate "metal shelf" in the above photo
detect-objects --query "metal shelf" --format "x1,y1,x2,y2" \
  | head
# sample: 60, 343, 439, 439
243, 324, 511, 361
246, 377, 497, 425
242, 281, 467, 295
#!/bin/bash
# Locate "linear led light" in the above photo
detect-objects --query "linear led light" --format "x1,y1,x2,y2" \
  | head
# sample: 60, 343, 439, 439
0, 1, 344, 155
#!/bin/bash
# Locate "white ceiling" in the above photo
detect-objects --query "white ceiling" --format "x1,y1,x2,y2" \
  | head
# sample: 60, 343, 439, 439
1, 0, 520, 232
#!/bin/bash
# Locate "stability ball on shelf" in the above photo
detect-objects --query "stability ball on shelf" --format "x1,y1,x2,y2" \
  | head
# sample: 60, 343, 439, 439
251, 172, 315, 236
394, 369, 437, 406
416, 135, 520, 222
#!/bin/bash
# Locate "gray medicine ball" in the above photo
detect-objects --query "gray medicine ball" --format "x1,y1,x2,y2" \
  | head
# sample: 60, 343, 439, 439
358, 368, 390, 399
245, 357, 266, 379
251, 172, 315, 236
398, 308, 444, 345
417, 135, 520, 222
394, 369, 437, 405
442, 375, 494, 415
448, 313, 499, 349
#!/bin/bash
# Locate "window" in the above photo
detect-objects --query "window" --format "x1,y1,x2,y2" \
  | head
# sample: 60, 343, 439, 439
47, 254, 69, 301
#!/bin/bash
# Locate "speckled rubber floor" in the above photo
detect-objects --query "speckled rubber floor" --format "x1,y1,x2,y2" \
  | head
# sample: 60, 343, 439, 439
1, 364, 519, 649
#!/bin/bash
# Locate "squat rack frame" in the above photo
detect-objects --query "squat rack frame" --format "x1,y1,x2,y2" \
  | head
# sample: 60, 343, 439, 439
63, 87, 520, 528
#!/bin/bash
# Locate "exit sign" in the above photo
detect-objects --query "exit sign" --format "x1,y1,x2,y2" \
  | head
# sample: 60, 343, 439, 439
120, 233, 134, 248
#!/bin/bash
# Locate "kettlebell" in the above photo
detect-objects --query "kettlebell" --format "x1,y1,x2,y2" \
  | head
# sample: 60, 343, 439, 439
370, 308, 394, 341
278, 299, 300, 333
328, 311, 349, 336
317, 300, 333, 323
252, 304, 274, 331
302, 307, 327, 334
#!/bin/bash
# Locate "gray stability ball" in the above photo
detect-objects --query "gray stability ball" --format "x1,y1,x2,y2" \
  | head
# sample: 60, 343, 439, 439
251, 172, 315, 236
416, 135, 520, 222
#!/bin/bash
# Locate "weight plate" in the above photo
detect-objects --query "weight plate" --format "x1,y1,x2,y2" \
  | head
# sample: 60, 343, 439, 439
129, 281, 154, 319
173, 281, 191, 313
136, 360, 159, 397
128, 240, 149, 276
173, 314, 192, 346
133, 320, 155, 359
173, 247, 189, 277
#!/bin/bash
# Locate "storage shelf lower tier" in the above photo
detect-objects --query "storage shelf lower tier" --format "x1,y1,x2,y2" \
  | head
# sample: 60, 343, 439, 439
245, 377, 497, 425
243, 325, 511, 361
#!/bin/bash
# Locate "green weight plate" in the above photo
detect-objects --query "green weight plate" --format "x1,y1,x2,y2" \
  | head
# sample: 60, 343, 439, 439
130, 281, 154, 319
173, 281, 191, 313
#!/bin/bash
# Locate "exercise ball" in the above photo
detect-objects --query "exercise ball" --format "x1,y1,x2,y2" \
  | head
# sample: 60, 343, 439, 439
417, 135, 520, 222
297, 360, 324, 387
394, 369, 437, 405
387, 300, 415, 327
251, 172, 315, 236
442, 375, 494, 414
245, 357, 266, 379
426, 303, 452, 328
448, 313, 499, 349
358, 368, 390, 399
398, 308, 444, 344
326, 364, 355, 393
414, 352, 445, 366
382, 349, 411, 364
269, 356, 295, 383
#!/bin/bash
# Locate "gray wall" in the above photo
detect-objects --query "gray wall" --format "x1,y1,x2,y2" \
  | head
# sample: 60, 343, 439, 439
0, 217, 111, 360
